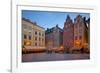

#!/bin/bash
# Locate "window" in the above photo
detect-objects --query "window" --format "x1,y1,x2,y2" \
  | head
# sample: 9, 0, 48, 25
75, 36, 77, 40
35, 43, 37, 46
42, 38, 44, 41
42, 33, 44, 37
24, 41, 26, 45
29, 35, 31, 40
35, 31, 37, 35
35, 37, 37, 41
79, 28, 82, 33
79, 36, 82, 39
24, 34, 27, 39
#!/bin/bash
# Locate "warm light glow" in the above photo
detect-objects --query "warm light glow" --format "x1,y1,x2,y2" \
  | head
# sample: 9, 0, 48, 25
60, 46, 64, 49
83, 43, 88, 48
26, 41, 31, 46
75, 40, 81, 47
76, 41, 80, 45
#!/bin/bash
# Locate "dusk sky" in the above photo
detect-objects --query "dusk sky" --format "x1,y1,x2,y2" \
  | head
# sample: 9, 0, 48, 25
22, 10, 90, 30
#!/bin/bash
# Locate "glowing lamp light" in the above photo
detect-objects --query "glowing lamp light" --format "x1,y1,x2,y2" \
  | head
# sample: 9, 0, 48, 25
60, 46, 64, 49
26, 41, 31, 46
76, 41, 80, 45
75, 40, 80, 46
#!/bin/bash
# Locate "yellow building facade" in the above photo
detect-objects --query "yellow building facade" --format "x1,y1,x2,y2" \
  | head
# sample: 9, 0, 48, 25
22, 18, 45, 50
74, 15, 89, 50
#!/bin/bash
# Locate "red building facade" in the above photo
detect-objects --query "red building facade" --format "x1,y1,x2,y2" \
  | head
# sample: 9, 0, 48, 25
63, 15, 74, 51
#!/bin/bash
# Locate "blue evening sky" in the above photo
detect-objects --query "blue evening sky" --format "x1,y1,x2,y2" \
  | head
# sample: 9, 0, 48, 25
22, 10, 90, 30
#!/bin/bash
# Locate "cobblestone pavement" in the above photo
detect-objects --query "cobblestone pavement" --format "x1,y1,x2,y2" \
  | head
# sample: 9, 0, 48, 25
22, 53, 90, 62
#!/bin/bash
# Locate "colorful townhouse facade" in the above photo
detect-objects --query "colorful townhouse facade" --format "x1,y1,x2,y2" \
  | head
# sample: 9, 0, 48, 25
63, 15, 74, 52
22, 18, 45, 51
45, 25, 63, 51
